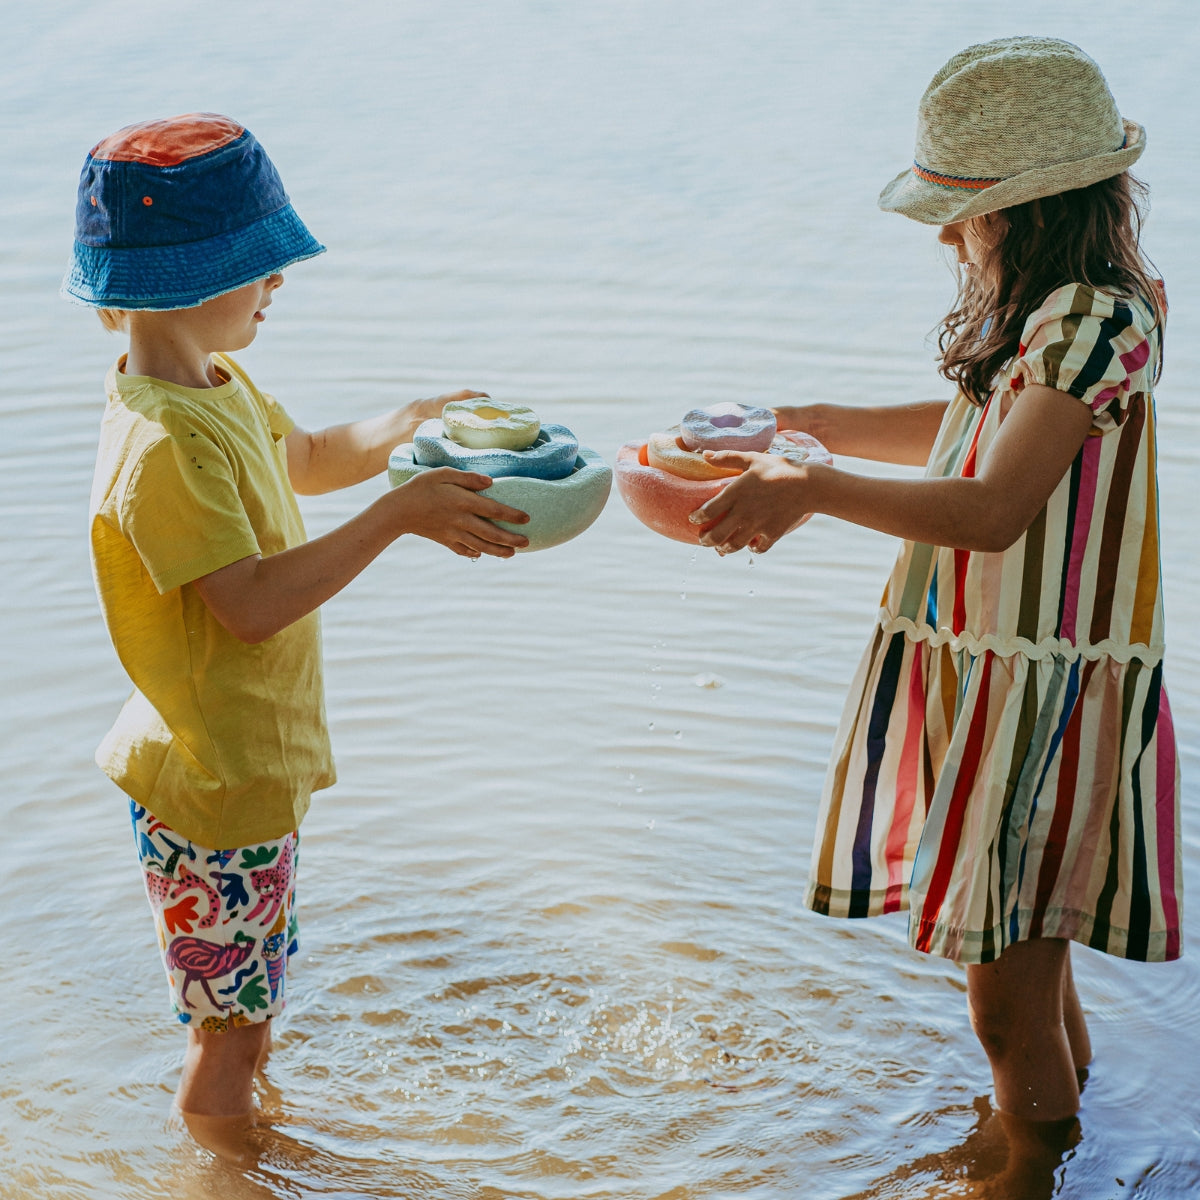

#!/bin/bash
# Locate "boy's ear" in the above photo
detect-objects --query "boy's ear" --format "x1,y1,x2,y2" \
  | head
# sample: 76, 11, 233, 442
98, 308, 129, 333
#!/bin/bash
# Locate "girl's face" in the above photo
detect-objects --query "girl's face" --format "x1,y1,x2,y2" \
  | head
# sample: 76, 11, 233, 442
938, 215, 1005, 281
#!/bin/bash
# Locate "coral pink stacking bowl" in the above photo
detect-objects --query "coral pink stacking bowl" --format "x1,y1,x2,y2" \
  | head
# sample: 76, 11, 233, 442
615, 430, 832, 544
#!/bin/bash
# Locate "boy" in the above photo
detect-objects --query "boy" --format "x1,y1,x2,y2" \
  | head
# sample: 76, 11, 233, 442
64, 112, 527, 1154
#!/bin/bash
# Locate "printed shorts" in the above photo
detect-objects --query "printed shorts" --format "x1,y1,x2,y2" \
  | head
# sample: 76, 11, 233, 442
130, 801, 299, 1032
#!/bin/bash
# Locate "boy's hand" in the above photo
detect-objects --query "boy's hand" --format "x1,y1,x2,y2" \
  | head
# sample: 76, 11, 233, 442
689, 451, 814, 555
391, 466, 529, 558
403, 389, 490, 436
287, 391, 494, 495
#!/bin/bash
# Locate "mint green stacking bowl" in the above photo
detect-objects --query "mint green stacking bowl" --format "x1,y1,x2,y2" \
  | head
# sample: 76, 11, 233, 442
387, 443, 613, 552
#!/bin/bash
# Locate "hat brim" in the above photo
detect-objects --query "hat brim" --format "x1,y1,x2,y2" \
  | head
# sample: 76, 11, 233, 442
61, 202, 325, 310
878, 118, 1145, 224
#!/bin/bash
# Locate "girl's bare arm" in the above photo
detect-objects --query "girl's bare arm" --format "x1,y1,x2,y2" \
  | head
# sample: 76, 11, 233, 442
774, 401, 950, 467
697, 384, 1092, 554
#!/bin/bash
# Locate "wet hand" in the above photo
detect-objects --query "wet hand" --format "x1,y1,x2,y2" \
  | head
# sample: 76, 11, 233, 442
689, 450, 812, 555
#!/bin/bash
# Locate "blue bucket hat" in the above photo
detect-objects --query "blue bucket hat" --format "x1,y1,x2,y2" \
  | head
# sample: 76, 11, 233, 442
62, 112, 325, 310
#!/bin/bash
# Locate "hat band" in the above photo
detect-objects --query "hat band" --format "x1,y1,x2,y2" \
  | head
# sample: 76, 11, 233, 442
911, 162, 1002, 191
911, 132, 1128, 195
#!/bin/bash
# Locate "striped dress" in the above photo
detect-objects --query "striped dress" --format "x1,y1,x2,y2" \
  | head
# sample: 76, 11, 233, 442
806, 283, 1182, 964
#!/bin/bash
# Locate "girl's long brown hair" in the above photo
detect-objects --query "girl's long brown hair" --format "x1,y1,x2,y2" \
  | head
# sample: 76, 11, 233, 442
937, 172, 1165, 406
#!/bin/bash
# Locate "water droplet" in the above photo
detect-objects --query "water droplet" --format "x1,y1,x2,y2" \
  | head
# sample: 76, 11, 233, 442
648, 722, 656, 730
748, 588, 755, 597
673, 730, 682, 740
680, 592, 687, 601
646, 819, 656, 831
635, 787, 644, 794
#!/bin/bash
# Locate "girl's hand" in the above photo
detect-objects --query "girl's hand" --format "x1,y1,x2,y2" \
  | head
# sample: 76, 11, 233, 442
771, 405, 810, 435
771, 401, 949, 466
390, 466, 529, 558
689, 451, 816, 555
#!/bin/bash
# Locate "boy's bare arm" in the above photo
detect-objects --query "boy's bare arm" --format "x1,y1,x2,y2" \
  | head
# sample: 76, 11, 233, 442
772, 401, 949, 467
285, 389, 486, 495
193, 468, 527, 643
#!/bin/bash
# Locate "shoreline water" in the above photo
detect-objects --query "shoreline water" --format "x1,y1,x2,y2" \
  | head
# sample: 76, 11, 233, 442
3, 2, 1198, 1196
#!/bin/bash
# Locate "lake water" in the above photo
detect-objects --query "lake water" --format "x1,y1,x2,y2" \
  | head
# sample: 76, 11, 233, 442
2, 2, 1198, 1197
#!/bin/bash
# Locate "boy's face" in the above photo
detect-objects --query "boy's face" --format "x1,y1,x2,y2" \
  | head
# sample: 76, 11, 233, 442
192, 273, 284, 353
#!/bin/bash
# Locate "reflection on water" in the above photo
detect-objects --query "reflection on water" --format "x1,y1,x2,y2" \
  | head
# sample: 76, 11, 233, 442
2, 0, 1199, 1197
844, 1097, 1081, 1200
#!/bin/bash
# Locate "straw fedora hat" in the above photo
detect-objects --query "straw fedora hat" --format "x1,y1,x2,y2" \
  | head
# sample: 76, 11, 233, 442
879, 36, 1145, 225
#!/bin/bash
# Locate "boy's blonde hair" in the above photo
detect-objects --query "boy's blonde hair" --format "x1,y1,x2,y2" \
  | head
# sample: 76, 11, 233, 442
97, 309, 129, 333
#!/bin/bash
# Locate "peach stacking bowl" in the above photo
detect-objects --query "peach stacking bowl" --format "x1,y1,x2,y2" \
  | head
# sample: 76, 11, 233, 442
615, 429, 831, 544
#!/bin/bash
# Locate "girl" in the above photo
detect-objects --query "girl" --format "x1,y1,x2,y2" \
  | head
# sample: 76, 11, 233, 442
692, 36, 1181, 1124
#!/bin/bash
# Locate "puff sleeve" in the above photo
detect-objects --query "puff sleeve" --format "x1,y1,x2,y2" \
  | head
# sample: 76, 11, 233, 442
1009, 284, 1156, 432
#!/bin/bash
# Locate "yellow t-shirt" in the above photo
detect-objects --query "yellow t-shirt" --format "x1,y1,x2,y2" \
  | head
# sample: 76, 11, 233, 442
89, 353, 336, 847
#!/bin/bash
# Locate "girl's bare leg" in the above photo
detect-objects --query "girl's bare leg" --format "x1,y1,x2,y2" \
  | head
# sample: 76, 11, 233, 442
1061, 948, 1092, 1075
966, 938, 1081, 1121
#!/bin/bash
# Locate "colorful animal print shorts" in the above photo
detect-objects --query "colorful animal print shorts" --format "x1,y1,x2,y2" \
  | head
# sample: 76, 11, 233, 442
130, 801, 299, 1032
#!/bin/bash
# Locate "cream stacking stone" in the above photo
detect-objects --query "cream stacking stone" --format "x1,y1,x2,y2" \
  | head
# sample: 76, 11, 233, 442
441, 397, 541, 450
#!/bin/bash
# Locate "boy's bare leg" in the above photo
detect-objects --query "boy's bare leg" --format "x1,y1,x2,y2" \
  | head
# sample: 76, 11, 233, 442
175, 1019, 272, 1161
177, 1019, 272, 1115
966, 938, 1080, 1121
